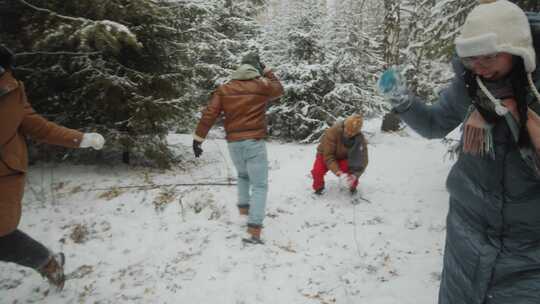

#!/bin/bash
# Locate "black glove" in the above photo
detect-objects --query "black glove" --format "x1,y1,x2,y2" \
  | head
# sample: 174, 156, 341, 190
193, 140, 203, 158
0, 45, 15, 70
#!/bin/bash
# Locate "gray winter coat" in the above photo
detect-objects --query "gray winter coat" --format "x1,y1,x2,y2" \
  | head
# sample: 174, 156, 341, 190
398, 58, 540, 304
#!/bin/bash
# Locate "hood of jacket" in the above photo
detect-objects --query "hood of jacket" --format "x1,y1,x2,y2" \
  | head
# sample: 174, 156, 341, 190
231, 64, 261, 80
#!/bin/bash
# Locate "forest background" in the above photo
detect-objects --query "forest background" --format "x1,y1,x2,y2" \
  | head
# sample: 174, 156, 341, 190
1, 0, 539, 167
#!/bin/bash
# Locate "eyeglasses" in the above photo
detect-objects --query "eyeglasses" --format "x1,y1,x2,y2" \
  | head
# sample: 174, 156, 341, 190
461, 53, 500, 69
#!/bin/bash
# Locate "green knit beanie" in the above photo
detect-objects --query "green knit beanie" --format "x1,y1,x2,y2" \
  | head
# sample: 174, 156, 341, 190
241, 52, 264, 75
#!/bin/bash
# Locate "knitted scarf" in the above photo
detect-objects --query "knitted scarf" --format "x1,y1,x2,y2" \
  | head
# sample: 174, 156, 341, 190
463, 74, 540, 174
462, 77, 514, 156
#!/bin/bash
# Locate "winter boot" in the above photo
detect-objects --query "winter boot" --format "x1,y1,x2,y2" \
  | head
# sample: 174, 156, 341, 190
314, 186, 325, 195
242, 224, 264, 245
350, 180, 359, 195
238, 205, 249, 216
39, 252, 66, 291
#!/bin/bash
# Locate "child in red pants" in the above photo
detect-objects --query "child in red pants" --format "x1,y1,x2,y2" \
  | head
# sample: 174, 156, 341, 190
311, 114, 368, 194
311, 155, 359, 193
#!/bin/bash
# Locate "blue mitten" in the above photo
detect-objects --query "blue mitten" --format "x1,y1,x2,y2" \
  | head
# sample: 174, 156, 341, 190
378, 68, 401, 94
377, 67, 411, 110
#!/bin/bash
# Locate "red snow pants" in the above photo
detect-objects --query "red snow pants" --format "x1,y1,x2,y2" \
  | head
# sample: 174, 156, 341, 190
310, 154, 358, 191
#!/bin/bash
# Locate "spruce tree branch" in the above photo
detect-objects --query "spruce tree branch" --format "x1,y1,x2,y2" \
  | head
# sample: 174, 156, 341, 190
359, 0, 368, 11
12, 67, 34, 73
115, 62, 151, 78
400, 7, 415, 14
16, 0, 93, 23
16, 51, 101, 56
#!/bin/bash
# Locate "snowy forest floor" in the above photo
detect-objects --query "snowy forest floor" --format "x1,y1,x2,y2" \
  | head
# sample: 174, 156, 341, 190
1, 119, 455, 304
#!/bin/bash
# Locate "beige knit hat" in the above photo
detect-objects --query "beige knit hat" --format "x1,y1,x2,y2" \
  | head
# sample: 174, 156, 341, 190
455, 0, 536, 72
344, 114, 363, 138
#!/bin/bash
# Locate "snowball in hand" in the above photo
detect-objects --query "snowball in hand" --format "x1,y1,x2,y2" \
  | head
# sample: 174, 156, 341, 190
376, 67, 411, 110
377, 68, 401, 95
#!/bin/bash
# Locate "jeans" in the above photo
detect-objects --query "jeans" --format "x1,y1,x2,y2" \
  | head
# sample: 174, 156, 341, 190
227, 139, 268, 226
0, 229, 51, 270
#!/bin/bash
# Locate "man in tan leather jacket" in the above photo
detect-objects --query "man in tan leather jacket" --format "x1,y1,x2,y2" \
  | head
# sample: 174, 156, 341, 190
193, 52, 283, 244
0, 45, 104, 290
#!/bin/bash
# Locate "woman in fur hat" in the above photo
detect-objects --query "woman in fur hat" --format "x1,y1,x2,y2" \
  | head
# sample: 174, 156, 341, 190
311, 114, 368, 195
378, 1, 540, 303
0, 45, 105, 290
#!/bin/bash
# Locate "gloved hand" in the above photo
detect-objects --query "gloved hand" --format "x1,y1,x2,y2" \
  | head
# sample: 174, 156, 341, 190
80, 133, 105, 150
339, 173, 357, 189
263, 65, 273, 75
377, 66, 411, 109
193, 140, 203, 158
0, 45, 15, 70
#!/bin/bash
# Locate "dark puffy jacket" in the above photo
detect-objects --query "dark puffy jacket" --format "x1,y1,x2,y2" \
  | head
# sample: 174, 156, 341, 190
398, 58, 540, 304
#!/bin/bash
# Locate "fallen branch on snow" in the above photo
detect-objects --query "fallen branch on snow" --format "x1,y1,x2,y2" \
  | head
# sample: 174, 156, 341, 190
60, 181, 237, 194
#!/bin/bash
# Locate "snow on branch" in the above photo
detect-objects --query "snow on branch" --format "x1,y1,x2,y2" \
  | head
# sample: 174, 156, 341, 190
16, 51, 102, 57
18, 0, 142, 52
16, 0, 93, 23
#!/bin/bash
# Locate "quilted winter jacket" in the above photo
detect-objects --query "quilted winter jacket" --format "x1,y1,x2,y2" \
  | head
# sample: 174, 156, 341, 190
398, 58, 540, 304
0, 71, 83, 236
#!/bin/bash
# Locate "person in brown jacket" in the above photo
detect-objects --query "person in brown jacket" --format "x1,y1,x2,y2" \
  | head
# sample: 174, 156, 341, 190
193, 52, 283, 244
0, 45, 105, 290
311, 114, 369, 195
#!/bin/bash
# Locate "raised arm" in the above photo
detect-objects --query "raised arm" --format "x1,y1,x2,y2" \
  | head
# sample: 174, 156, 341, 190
379, 59, 470, 139
398, 75, 470, 139
260, 69, 284, 101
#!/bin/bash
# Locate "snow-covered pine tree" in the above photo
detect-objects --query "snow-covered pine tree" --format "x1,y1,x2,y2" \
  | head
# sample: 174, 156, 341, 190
421, 0, 475, 61
169, 0, 262, 113
398, 0, 474, 103
261, 0, 385, 142
261, 0, 335, 142
326, 0, 386, 117
0, 0, 263, 168
0, 0, 191, 167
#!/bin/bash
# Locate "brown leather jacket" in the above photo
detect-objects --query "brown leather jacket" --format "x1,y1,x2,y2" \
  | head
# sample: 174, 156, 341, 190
316, 121, 368, 176
0, 71, 83, 236
194, 70, 284, 142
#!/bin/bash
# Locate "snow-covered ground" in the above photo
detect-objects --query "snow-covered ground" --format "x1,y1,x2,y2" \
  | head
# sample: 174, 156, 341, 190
1, 119, 455, 303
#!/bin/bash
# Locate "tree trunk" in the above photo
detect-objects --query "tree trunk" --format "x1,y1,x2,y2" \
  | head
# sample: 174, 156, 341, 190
381, 0, 402, 132
383, 0, 400, 64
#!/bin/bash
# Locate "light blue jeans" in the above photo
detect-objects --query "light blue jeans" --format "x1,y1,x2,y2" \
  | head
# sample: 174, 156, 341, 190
227, 139, 268, 226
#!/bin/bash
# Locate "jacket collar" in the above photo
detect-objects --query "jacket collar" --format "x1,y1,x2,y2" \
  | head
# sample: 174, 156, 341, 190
230, 64, 261, 80
0, 71, 19, 98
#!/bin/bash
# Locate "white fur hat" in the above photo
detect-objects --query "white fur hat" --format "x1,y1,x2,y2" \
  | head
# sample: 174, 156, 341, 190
455, 0, 536, 72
